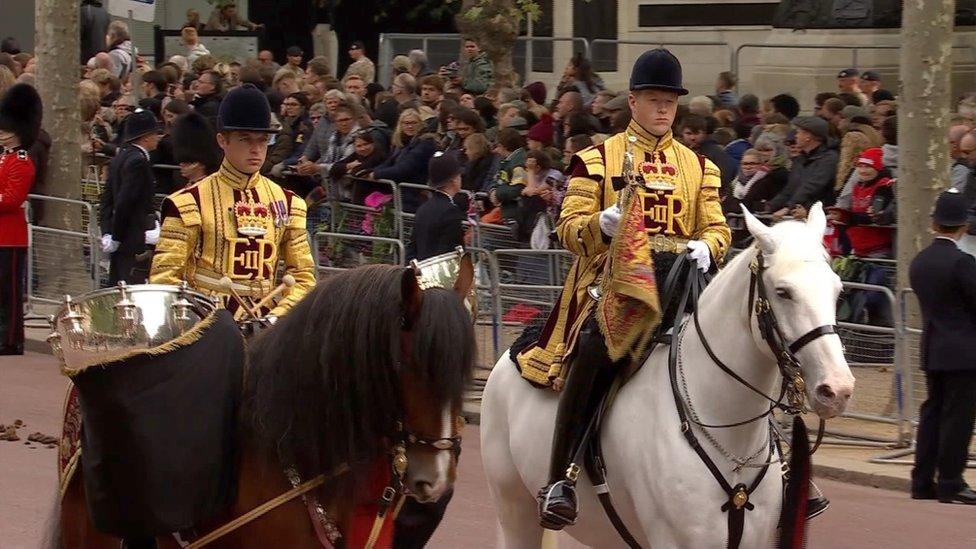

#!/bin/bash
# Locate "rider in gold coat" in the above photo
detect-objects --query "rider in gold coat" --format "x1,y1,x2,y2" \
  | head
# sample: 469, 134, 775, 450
150, 84, 315, 318
520, 49, 731, 529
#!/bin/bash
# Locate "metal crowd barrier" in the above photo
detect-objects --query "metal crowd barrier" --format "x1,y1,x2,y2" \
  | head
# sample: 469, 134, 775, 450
25, 195, 101, 315
311, 231, 405, 277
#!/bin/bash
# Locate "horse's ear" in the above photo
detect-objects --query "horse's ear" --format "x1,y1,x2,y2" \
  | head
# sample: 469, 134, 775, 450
454, 254, 474, 300
741, 205, 776, 254
805, 202, 827, 237
401, 267, 423, 329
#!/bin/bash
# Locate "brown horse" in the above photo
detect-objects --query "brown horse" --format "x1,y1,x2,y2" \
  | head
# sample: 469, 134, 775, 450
46, 264, 476, 549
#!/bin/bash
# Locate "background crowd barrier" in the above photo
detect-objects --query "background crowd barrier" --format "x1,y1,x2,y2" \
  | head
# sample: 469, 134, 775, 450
36, 168, 916, 445
24, 195, 101, 322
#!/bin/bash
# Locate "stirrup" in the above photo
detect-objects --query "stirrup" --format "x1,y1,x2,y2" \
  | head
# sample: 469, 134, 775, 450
805, 496, 829, 520
537, 480, 579, 530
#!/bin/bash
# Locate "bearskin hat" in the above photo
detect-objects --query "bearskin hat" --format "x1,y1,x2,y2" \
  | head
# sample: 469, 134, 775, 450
172, 111, 222, 174
0, 84, 42, 148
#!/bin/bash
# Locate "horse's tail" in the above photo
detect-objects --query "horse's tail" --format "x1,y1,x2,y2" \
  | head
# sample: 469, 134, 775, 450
40, 489, 63, 549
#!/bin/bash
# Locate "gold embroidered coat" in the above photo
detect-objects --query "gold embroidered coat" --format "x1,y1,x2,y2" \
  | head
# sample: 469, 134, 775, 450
517, 121, 731, 386
149, 161, 316, 316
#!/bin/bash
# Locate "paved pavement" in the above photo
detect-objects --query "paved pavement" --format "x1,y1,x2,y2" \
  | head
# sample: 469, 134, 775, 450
3, 352, 975, 549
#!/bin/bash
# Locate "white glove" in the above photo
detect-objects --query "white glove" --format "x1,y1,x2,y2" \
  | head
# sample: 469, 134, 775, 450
686, 240, 711, 272
100, 234, 119, 254
598, 204, 622, 237
145, 220, 160, 246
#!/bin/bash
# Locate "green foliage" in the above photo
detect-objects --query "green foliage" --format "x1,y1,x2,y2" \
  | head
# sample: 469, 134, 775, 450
446, 0, 541, 24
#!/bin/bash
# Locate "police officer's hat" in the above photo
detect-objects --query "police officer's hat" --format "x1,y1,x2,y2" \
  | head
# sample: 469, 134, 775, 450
122, 108, 162, 143
217, 83, 276, 133
932, 188, 970, 227
629, 48, 688, 96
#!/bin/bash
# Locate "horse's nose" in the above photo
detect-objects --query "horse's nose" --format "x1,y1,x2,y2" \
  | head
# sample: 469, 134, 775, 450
815, 382, 852, 414
411, 480, 440, 503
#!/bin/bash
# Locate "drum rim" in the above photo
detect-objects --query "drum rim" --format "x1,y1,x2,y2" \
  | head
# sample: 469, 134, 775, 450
55, 284, 217, 316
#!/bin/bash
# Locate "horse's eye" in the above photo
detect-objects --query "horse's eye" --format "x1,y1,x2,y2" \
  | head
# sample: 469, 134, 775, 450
775, 288, 792, 300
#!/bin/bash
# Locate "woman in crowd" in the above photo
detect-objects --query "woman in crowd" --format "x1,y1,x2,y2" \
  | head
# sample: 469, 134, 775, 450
305, 129, 391, 205
723, 139, 789, 245
368, 108, 438, 211
461, 132, 498, 193
265, 92, 312, 183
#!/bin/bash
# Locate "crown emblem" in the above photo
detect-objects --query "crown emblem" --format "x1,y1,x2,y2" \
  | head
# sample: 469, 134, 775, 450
234, 200, 270, 237
639, 151, 677, 191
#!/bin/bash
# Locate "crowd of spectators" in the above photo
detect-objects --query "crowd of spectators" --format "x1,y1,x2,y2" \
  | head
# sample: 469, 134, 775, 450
7, 8, 976, 272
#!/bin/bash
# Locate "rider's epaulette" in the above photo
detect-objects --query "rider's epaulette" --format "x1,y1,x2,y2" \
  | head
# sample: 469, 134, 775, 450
569, 146, 606, 182
165, 187, 202, 228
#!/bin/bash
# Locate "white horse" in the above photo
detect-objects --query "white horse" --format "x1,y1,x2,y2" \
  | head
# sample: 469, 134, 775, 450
481, 204, 855, 549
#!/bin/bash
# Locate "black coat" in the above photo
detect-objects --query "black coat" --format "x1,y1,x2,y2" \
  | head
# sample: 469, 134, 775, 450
100, 145, 155, 254
909, 238, 976, 372
406, 191, 466, 261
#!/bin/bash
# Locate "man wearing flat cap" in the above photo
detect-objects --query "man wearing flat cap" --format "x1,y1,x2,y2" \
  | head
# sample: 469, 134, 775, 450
150, 84, 315, 319
99, 108, 163, 284
909, 188, 976, 505
767, 116, 839, 220
517, 48, 731, 529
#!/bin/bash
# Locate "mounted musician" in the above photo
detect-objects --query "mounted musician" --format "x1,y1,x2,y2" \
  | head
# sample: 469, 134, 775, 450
149, 83, 316, 319
517, 48, 732, 529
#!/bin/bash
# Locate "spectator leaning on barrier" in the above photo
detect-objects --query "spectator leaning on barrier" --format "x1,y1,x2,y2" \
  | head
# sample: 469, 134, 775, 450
828, 147, 895, 257
0, 84, 41, 355
461, 132, 498, 193
407, 151, 468, 261
368, 108, 438, 201
767, 116, 839, 219
909, 188, 976, 506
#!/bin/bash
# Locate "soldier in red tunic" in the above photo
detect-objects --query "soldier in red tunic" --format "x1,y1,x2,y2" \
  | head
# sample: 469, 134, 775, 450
0, 84, 41, 355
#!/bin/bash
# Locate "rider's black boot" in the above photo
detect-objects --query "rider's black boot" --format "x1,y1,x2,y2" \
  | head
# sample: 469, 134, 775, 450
538, 319, 621, 531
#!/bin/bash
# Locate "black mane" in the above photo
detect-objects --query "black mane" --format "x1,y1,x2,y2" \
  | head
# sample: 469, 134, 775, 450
243, 264, 474, 483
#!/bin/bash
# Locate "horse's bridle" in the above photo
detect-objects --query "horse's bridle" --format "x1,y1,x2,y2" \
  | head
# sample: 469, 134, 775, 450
693, 250, 839, 422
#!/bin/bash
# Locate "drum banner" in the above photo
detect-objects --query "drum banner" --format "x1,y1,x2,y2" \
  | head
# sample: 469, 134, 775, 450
71, 309, 244, 538
596, 183, 661, 363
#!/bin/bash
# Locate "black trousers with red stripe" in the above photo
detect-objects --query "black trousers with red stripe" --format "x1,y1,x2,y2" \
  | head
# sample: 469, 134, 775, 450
0, 246, 26, 355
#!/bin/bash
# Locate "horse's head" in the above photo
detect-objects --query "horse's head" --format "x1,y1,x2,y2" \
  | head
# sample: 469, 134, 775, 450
397, 258, 476, 503
742, 204, 855, 419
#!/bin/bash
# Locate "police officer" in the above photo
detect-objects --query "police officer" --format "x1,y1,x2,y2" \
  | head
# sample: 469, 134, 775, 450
150, 84, 315, 318
519, 49, 731, 529
909, 188, 976, 505
100, 108, 162, 284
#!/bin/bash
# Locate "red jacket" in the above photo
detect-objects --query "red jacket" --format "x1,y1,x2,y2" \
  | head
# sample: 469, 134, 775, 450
834, 176, 894, 256
0, 148, 34, 247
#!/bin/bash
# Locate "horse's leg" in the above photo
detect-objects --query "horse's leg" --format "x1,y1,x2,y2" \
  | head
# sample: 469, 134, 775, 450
482, 360, 546, 549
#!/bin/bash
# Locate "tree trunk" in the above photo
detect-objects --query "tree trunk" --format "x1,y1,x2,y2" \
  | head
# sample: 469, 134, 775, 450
897, 1, 955, 298
34, 0, 87, 299
896, 0, 955, 442
35, 0, 83, 225
456, 0, 519, 88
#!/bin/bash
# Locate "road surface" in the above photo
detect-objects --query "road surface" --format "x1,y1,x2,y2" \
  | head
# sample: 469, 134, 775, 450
2, 353, 974, 549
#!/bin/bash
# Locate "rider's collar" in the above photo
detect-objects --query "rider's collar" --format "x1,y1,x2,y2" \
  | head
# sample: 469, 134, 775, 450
626, 120, 673, 151
217, 160, 261, 190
